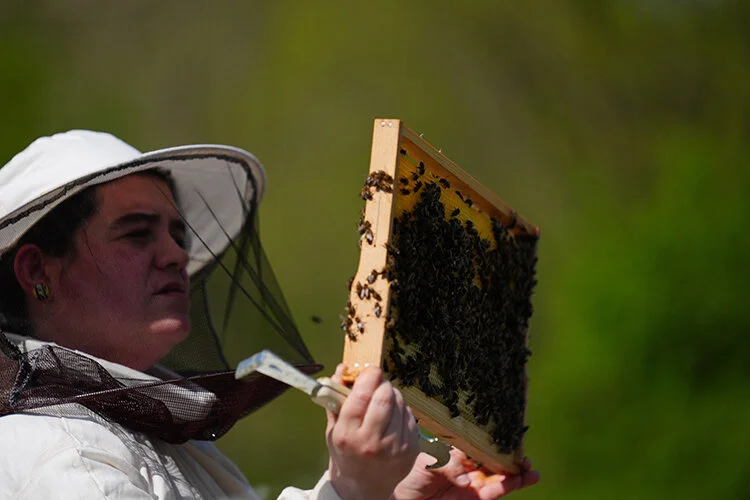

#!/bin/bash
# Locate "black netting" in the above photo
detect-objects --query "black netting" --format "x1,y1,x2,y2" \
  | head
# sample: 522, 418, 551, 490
163, 212, 313, 374
0, 338, 319, 443
0, 160, 321, 443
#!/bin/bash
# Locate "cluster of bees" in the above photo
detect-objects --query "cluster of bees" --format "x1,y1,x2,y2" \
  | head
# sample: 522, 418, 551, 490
341, 171, 398, 341
360, 170, 394, 201
344, 152, 537, 454
340, 269, 394, 342
385, 171, 537, 454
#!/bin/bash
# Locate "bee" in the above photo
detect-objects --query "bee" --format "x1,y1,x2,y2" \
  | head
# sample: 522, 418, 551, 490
360, 186, 373, 201
311, 315, 322, 324
346, 330, 358, 342
346, 300, 356, 317
464, 197, 473, 208
385, 252, 396, 267
418, 162, 425, 176
389, 335, 403, 355
371, 289, 382, 301
380, 265, 394, 282
413, 180, 423, 193
365, 228, 374, 245
476, 412, 490, 426
367, 270, 379, 284
357, 219, 372, 234
400, 188, 410, 195
339, 315, 352, 331
455, 190, 464, 201
374, 303, 382, 318
389, 352, 406, 378
506, 210, 518, 230
420, 376, 438, 397
417, 373, 432, 394
367, 170, 395, 194
346, 276, 354, 291
447, 397, 462, 417
399, 356, 421, 386
376, 170, 394, 184
465, 220, 474, 231
411, 172, 419, 181
399, 177, 409, 185
450, 208, 460, 217
438, 178, 451, 189
356, 317, 365, 333
399, 148, 407, 156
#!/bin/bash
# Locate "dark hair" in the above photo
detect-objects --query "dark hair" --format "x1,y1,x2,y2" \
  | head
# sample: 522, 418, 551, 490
0, 169, 176, 331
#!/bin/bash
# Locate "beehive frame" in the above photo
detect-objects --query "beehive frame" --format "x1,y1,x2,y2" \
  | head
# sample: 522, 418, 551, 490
342, 119, 540, 474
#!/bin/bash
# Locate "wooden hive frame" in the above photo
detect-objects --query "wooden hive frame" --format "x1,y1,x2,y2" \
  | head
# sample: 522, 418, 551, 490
341, 118, 540, 475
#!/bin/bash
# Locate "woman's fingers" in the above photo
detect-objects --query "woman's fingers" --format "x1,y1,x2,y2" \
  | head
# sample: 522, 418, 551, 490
391, 386, 418, 450
399, 391, 418, 442
519, 463, 541, 488
337, 366, 383, 425
360, 375, 397, 437
329, 365, 412, 446
442, 448, 475, 487
467, 457, 540, 498
331, 363, 346, 385
325, 366, 420, 499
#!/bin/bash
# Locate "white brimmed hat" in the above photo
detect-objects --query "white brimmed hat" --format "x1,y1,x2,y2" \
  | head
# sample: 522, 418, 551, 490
0, 130, 265, 276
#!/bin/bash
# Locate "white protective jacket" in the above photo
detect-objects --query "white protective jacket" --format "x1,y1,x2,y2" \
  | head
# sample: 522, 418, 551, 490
0, 335, 342, 500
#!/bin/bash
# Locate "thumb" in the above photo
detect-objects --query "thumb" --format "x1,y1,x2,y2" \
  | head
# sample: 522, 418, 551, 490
325, 363, 347, 432
325, 407, 337, 433
331, 363, 346, 385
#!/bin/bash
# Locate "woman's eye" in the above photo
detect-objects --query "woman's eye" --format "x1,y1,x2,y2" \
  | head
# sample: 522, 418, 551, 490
126, 229, 152, 241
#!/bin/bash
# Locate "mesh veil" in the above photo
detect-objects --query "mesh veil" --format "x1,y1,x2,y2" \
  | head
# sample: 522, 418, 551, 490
0, 159, 321, 444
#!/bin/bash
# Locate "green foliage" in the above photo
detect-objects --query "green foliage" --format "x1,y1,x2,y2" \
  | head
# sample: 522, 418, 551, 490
1, 1, 747, 498
528, 131, 750, 498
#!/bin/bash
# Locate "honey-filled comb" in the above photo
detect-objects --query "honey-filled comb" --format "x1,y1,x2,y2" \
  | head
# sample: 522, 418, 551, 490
341, 119, 540, 475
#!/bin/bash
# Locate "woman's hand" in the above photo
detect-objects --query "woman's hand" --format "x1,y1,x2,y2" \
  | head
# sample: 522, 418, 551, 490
326, 365, 420, 500
393, 448, 540, 500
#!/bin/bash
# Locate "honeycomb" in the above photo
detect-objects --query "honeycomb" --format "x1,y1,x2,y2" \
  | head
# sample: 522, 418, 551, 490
341, 119, 539, 473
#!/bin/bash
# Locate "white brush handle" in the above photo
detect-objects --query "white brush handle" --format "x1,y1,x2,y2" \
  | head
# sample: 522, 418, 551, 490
311, 377, 350, 413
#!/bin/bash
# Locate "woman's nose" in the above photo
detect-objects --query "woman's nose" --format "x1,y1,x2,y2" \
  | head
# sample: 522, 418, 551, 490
155, 234, 189, 270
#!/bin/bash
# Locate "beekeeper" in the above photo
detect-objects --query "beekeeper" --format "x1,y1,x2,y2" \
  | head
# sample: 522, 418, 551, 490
0, 130, 538, 499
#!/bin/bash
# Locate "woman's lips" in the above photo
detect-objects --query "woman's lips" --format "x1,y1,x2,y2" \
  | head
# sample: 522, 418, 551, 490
155, 281, 187, 295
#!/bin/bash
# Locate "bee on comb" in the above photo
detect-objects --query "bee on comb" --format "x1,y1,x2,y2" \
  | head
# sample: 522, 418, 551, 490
341, 119, 539, 475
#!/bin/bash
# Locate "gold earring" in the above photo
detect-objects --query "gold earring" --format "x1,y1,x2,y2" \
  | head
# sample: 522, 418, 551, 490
33, 283, 51, 301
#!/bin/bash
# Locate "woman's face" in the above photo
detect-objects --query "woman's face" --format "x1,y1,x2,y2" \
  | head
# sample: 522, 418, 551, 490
43, 174, 190, 370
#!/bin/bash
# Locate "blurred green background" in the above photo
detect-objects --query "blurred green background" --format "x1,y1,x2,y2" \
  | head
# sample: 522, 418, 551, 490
2, 1, 748, 498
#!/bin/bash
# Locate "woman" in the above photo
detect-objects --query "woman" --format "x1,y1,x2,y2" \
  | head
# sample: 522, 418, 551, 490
0, 130, 539, 499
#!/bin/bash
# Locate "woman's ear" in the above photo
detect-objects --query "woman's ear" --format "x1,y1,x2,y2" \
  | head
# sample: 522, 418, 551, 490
13, 244, 58, 300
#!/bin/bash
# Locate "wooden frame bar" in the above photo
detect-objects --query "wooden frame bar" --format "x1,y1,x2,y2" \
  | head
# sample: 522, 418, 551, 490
342, 118, 539, 475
